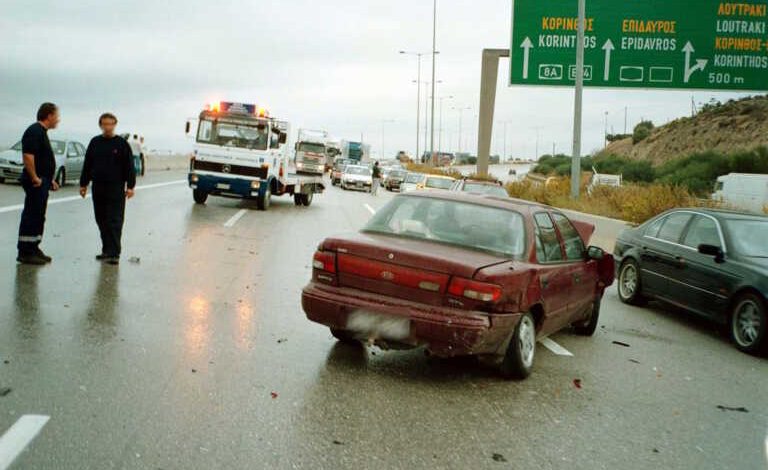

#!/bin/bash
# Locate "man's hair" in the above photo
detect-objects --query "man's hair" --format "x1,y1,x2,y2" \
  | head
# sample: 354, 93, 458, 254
37, 102, 58, 122
133, 134, 138, 139
99, 113, 118, 125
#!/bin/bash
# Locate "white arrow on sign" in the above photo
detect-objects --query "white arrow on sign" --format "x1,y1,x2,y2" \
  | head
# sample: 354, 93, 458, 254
602, 39, 615, 81
683, 41, 708, 83
520, 37, 533, 79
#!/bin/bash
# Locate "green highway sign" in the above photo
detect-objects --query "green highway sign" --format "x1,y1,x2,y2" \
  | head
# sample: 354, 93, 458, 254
510, 0, 768, 91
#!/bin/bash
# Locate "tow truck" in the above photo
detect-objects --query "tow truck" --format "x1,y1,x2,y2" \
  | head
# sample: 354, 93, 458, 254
186, 102, 324, 210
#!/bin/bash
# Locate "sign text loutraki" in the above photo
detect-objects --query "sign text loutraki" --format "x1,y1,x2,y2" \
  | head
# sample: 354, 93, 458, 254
510, 1, 768, 90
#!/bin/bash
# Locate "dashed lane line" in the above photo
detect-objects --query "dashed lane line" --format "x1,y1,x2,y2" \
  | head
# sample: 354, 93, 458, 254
539, 337, 574, 357
0, 415, 50, 470
223, 209, 248, 228
0, 179, 187, 214
364, 203, 376, 215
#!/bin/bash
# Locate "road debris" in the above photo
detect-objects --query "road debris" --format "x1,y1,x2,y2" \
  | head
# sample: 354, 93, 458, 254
652, 448, 660, 453
573, 379, 582, 389
492, 453, 508, 462
0, 387, 12, 397
332, 440, 344, 445
716, 405, 748, 413
129, 257, 141, 264
191, 369, 197, 373
270, 391, 278, 399
628, 359, 641, 364
612, 340, 631, 347
277, 338, 287, 344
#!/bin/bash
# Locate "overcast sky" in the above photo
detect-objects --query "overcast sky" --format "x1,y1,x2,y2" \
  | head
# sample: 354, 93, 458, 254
0, 0, 752, 158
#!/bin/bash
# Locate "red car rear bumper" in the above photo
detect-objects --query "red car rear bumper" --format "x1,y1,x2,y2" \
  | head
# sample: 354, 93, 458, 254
302, 282, 523, 357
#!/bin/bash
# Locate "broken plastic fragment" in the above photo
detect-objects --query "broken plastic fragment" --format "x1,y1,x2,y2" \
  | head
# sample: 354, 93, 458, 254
492, 453, 507, 462
270, 391, 278, 399
573, 379, 582, 389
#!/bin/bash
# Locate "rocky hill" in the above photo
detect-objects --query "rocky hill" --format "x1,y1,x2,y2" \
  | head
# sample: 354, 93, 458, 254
599, 95, 768, 165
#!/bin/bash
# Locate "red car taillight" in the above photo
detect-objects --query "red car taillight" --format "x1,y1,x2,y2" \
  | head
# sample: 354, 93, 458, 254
448, 277, 502, 302
312, 251, 336, 273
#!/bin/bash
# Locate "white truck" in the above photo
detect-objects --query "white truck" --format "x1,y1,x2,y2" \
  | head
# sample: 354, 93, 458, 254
713, 173, 768, 214
186, 101, 324, 210
294, 129, 328, 176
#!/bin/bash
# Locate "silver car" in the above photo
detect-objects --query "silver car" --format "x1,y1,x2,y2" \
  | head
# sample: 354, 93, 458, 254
340, 165, 373, 192
0, 139, 86, 186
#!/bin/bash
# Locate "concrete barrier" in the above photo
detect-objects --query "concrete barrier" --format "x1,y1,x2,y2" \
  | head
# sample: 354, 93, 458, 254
146, 154, 191, 172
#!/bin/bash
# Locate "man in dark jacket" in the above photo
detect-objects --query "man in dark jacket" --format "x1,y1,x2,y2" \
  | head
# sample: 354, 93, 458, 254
17, 102, 61, 265
79, 113, 136, 265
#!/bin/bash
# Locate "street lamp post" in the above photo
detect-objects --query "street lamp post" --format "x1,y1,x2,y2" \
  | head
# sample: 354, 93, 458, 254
400, 50, 438, 163
438, 95, 453, 154
452, 106, 471, 154
429, 0, 438, 167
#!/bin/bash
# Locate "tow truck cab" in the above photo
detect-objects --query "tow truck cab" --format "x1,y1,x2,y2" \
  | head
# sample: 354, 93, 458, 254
186, 101, 324, 210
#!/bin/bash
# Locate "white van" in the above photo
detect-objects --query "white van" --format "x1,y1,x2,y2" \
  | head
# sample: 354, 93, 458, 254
713, 173, 768, 214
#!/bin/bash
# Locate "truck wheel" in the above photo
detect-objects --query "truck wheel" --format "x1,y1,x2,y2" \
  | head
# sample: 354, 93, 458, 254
140, 155, 146, 176
293, 194, 302, 206
193, 189, 208, 204
0, 177, 5, 184
257, 186, 271, 211
499, 312, 536, 380
301, 192, 313, 206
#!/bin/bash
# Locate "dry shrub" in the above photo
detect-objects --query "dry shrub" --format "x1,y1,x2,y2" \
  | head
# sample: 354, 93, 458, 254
506, 179, 705, 224
465, 173, 500, 182
405, 163, 463, 180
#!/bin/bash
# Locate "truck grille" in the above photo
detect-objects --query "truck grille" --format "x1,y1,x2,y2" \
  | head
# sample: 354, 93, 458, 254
193, 160, 268, 179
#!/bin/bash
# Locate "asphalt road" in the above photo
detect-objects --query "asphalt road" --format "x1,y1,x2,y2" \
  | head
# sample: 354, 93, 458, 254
0, 171, 766, 470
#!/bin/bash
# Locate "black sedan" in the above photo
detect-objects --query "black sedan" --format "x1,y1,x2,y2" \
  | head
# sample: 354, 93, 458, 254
613, 208, 768, 354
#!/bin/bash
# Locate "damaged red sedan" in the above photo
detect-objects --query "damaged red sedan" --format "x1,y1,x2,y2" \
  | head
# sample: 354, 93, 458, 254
302, 192, 615, 379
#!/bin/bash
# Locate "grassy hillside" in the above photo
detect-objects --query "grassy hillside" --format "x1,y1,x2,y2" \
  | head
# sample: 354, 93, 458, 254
600, 95, 768, 165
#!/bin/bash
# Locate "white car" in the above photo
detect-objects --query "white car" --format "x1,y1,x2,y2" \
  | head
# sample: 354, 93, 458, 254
0, 139, 86, 186
400, 172, 427, 192
341, 165, 373, 192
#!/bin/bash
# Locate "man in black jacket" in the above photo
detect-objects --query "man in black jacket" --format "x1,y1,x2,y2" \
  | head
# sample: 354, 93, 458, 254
17, 102, 61, 265
79, 113, 136, 265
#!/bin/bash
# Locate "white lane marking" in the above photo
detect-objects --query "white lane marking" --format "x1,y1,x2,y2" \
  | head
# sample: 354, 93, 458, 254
0, 179, 186, 214
223, 209, 248, 228
0, 415, 50, 470
538, 337, 574, 357
364, 203, 376, 215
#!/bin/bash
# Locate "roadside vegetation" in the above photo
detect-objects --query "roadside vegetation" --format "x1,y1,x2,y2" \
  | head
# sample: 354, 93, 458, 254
533, 146, 768, 196
506, 178, 711, 224
405, 163, 464, 180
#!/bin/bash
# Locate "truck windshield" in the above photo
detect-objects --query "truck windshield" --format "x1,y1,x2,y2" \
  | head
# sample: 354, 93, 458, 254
298, 143, 325, 154
197, 118, 270, 150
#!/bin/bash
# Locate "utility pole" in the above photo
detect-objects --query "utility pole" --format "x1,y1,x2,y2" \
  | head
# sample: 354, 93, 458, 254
535, 128, 540, 160
604, 111, 609, 147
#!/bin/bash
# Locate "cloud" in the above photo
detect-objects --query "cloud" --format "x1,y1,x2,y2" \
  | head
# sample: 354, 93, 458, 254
0, 0, 753, 157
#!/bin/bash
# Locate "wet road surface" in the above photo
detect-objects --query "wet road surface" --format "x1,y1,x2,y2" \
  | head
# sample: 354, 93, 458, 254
0, 171, 766, 469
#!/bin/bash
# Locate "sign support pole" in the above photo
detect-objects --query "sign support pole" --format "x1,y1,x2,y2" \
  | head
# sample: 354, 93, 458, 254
570, 0, 586, 199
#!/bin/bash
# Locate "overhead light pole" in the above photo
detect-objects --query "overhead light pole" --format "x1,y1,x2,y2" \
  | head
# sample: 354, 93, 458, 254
437, 95, 453, 154
452, 105, 471, 153
429, 0, 439, 167
401, 50, 438, 163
